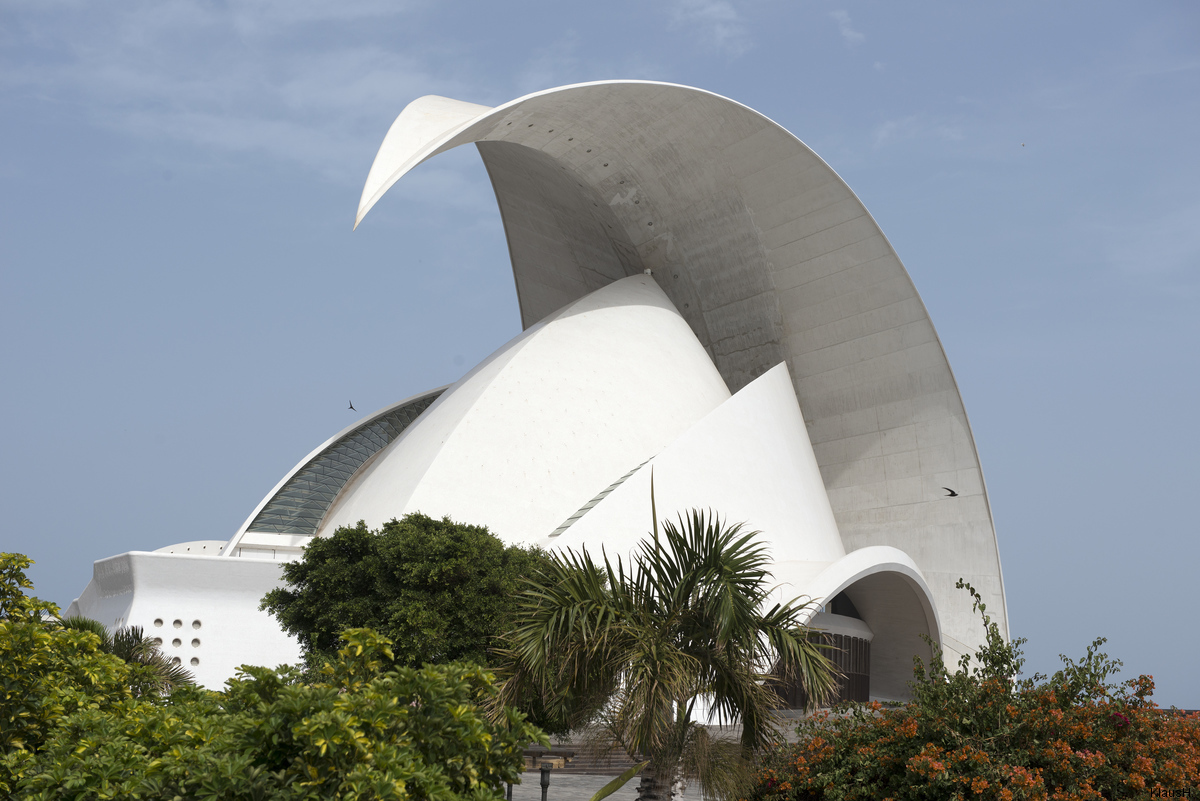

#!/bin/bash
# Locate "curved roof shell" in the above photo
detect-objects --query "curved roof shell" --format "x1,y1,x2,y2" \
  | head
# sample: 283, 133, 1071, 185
317, 275, 732, 541
355, 80, 1006, 651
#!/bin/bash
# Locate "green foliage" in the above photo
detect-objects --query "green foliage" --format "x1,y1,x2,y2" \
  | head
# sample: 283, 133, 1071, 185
496, 510, 838, 800
3, 552, 544, 800
1, 554, 139, 794
744, 580, 1200, 800
14, 628, 546, 800
262, 515, 552, 670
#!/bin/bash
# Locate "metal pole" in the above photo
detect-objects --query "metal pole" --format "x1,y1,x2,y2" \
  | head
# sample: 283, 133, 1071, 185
506, 782, 513, 801
540, 762, 551, 801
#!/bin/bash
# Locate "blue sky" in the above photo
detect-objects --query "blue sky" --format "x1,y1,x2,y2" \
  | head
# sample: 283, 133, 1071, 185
2, 2, 1198, 705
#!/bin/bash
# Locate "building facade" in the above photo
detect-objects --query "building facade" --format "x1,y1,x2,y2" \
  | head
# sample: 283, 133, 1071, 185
70, 81, 1007, 699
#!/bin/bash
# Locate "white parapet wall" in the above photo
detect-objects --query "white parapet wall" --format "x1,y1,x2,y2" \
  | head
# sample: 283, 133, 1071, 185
67, 551, 302, 689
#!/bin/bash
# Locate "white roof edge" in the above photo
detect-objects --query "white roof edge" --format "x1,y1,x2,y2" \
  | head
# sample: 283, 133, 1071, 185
356, 95, 494, 228
353, 80, 839, 230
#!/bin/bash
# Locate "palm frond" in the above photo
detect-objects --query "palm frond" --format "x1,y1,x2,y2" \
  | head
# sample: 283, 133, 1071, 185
494, 502, 839, 800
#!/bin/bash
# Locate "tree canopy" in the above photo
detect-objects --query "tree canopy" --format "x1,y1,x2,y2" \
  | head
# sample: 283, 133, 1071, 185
261, 514, 552, 669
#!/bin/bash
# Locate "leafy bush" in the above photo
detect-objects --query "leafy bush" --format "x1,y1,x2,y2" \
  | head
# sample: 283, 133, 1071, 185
1, 553, 149, 794
744, 581, 1200, 801
262, 515, 553, 670
3, 553, 545, 800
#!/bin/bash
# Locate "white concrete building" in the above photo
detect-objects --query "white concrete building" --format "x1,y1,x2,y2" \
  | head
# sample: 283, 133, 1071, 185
69, 81, 1006, 702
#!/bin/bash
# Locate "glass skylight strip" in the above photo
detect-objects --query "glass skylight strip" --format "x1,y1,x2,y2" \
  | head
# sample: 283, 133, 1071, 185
246, 390, 443, 535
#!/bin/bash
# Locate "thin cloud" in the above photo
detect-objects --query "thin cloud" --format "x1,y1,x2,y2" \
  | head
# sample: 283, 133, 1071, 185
829, 10, 865, 46
1, 2, 463, 184
671, 0, 752, 57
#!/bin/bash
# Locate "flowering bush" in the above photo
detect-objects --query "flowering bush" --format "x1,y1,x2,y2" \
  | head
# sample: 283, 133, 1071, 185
744, 581, 1200, 801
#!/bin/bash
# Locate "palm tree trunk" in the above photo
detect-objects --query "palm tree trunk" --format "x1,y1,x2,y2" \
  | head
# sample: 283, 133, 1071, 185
636, 772, 663, 801
637, 761, 680, 801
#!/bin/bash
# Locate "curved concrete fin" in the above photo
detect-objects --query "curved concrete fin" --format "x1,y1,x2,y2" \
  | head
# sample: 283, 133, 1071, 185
355, 95, 493, 228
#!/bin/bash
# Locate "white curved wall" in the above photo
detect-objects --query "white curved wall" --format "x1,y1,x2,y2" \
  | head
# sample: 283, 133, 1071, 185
555, 361, 845, 572
319, 275, 731, 544
67, 552, 302, 689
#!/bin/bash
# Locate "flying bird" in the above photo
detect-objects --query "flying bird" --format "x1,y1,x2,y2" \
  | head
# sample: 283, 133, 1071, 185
348, 400, 356, 411
942, 487, 958, 497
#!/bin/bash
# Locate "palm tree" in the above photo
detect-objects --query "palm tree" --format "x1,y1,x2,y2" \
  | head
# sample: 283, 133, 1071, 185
496, 509, 839, 801
60, 615, 194, 694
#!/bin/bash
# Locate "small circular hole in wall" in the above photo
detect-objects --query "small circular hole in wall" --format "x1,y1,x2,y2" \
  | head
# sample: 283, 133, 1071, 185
171, 657, 181, 665
154, 619, 163, 627
192, 639, 200, 648
192, 620, 201, 630
190, 658, 199, 667
152, 637, 163, 646
173, 619, 182, 629
172, 638, 182, 648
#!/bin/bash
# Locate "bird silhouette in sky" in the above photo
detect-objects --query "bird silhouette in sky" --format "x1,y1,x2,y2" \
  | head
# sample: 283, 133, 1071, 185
942, 487, 958, 497
348, 400, 356, 411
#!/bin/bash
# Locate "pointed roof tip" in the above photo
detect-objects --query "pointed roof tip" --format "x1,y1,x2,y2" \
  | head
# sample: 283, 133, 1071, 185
354, 94, 495, 230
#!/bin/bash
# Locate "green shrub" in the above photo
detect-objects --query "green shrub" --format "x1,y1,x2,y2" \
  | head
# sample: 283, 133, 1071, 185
2, 553, 545, 800
262, 515, 553, 670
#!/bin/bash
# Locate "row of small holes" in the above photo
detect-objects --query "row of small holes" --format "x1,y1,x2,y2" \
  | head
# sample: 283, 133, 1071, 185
150, 637, 200, 647
153, 618, 201, 630
503, 123, 656, 228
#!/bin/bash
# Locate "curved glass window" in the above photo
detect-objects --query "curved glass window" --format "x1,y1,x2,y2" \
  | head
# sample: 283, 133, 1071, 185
246, 390, 443, 535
